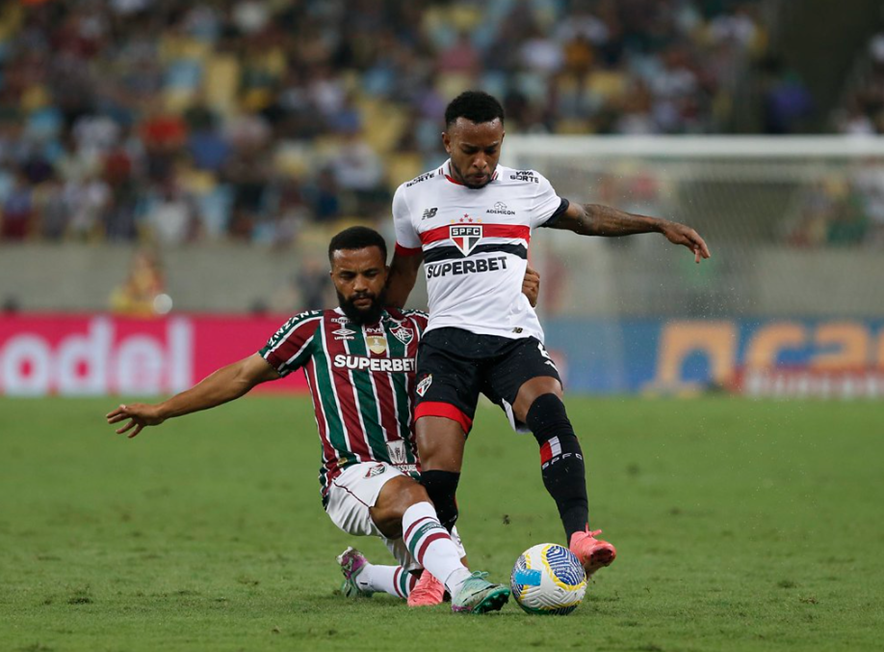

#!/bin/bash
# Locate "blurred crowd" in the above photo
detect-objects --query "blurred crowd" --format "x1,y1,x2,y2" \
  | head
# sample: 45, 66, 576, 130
786, 164, 884, 249
0, 0, 769, 245
837, 31, 884, 136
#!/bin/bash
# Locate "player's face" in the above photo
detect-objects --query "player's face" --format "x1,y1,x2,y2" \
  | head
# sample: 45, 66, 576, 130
443, 118, 505, 189
330, 246, 388, 324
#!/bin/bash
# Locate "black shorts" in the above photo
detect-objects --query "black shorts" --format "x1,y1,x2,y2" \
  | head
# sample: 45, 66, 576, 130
413, 327, 562, 434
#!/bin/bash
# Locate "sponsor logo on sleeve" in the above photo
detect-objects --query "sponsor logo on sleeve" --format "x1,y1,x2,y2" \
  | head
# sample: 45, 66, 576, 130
510, 170, 539, 183
406, 171, 436, 187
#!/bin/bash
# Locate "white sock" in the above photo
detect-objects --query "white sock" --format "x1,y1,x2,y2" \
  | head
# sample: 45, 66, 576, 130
356, 563, 417, 599
450, 525, 467, 559
401, 502, 471, 595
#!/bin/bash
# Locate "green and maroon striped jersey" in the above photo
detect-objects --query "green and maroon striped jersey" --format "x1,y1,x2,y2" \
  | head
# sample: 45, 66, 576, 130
259, 307, 427, 502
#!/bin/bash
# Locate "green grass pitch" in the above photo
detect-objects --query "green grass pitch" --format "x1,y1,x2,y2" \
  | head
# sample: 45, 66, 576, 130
1, 396, 883, 651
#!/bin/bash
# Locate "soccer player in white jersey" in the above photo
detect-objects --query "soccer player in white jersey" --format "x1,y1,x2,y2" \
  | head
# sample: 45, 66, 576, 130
105, 227, 541, 614
386, 91, 711, 577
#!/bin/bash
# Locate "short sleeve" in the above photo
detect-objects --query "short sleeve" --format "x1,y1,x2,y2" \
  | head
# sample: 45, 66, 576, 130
392, 186, 422, 255
258, 311, 322, 377
530, 172, 567, 228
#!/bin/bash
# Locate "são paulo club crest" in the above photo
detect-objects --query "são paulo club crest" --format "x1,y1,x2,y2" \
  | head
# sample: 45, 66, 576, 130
449, 224, 483, 256
416, 374, 433, 397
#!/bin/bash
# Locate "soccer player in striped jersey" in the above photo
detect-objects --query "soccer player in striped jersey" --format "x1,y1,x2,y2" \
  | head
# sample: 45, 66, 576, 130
105, 226, 540, 614
386, 91, 710, 578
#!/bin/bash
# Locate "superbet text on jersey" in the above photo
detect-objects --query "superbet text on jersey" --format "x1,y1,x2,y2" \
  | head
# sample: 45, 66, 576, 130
393, 161, 568, 342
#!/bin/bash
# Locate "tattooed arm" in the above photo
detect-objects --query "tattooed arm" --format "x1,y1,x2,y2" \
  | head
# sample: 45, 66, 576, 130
548, 202, 711, 263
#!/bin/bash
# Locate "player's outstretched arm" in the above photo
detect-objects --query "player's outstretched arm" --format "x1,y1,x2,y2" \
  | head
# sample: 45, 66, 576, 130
106, 354, 280, 438
551, 202, 711, 263
386, 251, 423, 308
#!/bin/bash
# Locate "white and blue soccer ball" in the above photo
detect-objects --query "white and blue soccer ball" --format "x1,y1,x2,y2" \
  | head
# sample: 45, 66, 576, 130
511, 543, 587, 615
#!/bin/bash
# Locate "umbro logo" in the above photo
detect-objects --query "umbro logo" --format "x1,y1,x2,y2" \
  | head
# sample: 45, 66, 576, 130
422, 207, 438, 220
486, 201, 515, 215
333, 327, 356, 340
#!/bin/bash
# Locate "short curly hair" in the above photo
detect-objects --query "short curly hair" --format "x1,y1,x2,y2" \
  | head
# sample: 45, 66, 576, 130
444, 91, 505, 128
328, 226, 387, 262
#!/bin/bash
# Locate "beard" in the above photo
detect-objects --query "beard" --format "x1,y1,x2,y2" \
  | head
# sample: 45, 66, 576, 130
451, 159, 493, 189
337, 289, 386, 325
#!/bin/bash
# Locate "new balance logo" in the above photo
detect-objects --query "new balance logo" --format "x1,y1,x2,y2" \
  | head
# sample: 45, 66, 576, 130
422, 207, 438, 220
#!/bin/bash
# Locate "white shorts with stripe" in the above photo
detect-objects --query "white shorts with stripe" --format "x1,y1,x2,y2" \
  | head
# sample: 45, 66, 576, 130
325, 461, 466, 573
325, 462, 419, 570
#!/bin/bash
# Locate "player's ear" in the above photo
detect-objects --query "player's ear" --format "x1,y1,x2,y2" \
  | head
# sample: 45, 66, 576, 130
442, 131, 451, 153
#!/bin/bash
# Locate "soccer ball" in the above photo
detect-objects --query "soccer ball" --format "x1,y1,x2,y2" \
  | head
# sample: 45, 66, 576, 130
510, 543, 587, 615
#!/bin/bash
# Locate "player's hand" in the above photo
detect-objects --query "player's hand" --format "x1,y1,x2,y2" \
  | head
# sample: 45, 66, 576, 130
106, 403, 165, 439
522, 266, 541, 307
660, 221, 711, 264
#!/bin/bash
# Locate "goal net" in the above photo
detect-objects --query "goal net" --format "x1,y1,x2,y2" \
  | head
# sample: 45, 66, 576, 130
504, 136, 884, 321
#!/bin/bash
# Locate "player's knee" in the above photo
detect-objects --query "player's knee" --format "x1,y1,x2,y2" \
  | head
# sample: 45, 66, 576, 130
419, 470, 460, 531
525, 393, 574, 445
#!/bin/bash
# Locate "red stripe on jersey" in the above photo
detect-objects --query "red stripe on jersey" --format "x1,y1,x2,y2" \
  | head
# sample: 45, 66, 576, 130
419, 223, 530, 245
414, 401, 473, 434
324, 315, 373, 461
304, 363, 336, 475
416, 532, 450, 566
404, 515, 432, 542
395, 243, 422, 257
265, 317, 321, 369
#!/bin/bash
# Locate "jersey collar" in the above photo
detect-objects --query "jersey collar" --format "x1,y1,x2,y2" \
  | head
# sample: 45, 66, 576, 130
332, 306, 390, 326
443, 159, 499, 186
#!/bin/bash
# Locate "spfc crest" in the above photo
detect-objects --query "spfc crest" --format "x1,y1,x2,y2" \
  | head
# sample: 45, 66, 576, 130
366, 334, 387, 355
391, 326, 414, 345
449, 224, 482, 256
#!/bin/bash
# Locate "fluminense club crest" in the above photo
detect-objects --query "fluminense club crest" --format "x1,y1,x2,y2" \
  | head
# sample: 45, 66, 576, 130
390, 326, 414, 345
449, 224, 483, 256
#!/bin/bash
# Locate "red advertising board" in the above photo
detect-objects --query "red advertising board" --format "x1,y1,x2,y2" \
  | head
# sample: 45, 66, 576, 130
0, 314, 309, 396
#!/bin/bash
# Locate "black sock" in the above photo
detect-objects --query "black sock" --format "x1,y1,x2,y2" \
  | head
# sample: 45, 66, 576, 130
419, 470, 460, 532
525, 394, 589, 542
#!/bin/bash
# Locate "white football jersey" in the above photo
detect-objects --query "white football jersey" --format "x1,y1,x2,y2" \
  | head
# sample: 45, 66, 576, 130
392, 160, 568, 341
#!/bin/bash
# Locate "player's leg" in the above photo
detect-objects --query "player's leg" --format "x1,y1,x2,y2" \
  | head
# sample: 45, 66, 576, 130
337, 546, 418, 599
411, 333, 482, 534
493, 339, 616, 575
414, 416, 466, 532
371, 474, 490, 607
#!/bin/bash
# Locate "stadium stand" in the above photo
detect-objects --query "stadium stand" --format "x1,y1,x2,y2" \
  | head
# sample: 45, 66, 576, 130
0, 0, 772, 244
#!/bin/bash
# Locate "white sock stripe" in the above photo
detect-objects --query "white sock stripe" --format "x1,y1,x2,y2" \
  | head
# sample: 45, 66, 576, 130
549, 436, 562, 458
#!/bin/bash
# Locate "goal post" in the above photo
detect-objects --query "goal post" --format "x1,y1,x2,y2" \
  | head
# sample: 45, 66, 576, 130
503, 136, 884, 320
